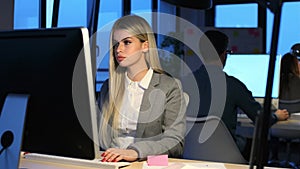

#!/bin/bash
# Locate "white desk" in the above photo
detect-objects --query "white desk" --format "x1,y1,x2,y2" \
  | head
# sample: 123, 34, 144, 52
19, 157, 286, 169
238, 115, 300, 129
237, 115, 300, 138
18, 115, 300, 169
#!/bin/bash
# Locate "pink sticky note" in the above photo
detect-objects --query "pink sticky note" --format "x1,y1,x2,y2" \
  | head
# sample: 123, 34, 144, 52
147, 154, 168, 166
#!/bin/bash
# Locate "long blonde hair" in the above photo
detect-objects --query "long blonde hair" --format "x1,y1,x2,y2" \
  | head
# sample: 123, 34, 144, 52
100, 15, 162, 148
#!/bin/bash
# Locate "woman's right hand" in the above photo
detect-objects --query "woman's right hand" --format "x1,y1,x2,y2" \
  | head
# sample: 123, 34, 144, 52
275, 109, 289, 121
101, 148, 138, 162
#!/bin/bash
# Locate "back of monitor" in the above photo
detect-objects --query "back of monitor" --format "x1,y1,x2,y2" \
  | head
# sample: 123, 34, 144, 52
0, 94, 29, 169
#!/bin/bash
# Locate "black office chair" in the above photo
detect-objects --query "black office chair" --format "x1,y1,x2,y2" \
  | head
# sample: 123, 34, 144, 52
268, 99, 300, 169
279, 99, 300, 114
269, 125, 300, 169
183, 116, 247, 164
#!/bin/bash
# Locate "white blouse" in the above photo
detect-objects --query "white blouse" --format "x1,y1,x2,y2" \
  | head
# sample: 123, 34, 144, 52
111, 68, 153, 149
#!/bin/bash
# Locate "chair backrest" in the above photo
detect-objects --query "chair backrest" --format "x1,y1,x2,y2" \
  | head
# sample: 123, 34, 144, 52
183, 92, 189, 107
279, 99, 300, 114
183, 116, 247, 164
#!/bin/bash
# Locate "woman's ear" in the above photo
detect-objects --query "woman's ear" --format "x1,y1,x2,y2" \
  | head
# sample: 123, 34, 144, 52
142, 41, 149, 53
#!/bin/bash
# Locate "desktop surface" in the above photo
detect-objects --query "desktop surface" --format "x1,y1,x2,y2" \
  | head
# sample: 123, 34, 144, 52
19, 156, 287, 169
237, 114, 300, 139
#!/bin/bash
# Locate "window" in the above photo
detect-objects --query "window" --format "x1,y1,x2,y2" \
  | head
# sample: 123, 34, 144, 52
14, 0, 39, 29
266, 2, 300, 55
215, 3, 258, 28
131, 0, 151, 14
215, 2, 300, 56
98, 0, 122, 28
95, 0, 122, 91
58, 0, 87, 27
131, 0, 152, 25
46, 0, 54, 27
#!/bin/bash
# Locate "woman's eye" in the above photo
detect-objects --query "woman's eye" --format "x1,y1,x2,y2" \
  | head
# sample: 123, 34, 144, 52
113, 42, 119, 49
124, 40, 131, 45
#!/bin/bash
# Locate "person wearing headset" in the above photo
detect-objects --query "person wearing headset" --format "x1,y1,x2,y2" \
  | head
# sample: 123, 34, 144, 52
291, 43, 300, 58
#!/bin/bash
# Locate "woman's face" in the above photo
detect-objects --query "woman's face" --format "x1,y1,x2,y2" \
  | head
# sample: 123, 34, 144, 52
113, 29, 148, 68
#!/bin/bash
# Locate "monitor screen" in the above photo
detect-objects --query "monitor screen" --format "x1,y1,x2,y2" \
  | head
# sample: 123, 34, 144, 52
223, 54, 281, 98
0, 28, 99, 160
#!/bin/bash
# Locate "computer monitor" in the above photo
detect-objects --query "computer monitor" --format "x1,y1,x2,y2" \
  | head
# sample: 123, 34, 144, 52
0, 28, 100, 160
223, 54, 281, 108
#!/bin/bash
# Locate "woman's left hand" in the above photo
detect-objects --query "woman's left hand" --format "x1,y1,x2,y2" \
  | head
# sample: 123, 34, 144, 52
101, 148, 138, 162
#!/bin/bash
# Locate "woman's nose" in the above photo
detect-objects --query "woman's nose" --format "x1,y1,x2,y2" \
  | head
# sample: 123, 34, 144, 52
116, 43, 124, 53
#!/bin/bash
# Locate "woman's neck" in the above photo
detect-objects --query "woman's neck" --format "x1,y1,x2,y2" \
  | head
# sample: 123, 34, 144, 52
127, 67, 149, 82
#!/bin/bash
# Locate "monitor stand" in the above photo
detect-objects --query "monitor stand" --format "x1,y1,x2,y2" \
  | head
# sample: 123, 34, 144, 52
0, 94, 29, 169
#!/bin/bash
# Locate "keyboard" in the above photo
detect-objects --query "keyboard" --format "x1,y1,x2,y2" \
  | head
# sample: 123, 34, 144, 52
24, 153, 131, 169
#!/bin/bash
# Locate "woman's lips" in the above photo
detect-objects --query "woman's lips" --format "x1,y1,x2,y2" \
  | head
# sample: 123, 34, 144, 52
117, 56, 126, 62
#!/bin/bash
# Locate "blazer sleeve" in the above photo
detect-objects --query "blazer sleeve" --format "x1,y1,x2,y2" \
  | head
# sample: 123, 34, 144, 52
230, 76, 277, 126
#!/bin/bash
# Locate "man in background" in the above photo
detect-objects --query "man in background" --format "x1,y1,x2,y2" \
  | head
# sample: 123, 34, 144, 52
184, 30, 289, 160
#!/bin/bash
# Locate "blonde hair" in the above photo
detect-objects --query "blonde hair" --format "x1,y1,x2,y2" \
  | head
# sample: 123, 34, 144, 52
100, 15, 162, 148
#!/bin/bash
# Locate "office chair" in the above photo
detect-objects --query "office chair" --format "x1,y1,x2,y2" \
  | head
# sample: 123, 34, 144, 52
268, 99, 300, 168
279, 99, 300, 114
183, 116, 247, 164
183, 92, 189, 107
270, 125, 300, 169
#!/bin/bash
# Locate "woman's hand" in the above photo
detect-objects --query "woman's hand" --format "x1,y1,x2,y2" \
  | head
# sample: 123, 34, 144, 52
101, 148, 138, 162
275, 109, 289, 121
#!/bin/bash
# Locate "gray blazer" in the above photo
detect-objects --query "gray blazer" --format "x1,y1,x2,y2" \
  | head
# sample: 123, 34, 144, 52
97, 72, 186, 159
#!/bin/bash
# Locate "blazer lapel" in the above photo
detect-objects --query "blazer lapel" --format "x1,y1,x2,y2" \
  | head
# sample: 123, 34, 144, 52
135, 73, 160, 138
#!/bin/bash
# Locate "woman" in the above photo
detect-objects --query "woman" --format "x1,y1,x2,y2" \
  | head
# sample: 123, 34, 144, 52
269, 53, 300, 163
97, 15, 186, 162
279, 52, 300, 100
